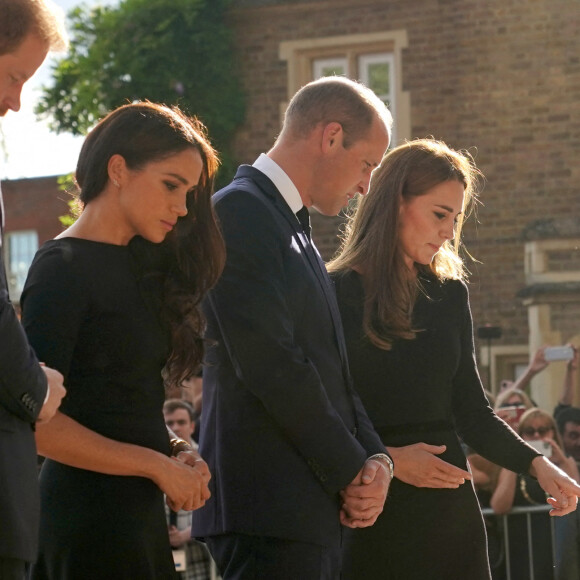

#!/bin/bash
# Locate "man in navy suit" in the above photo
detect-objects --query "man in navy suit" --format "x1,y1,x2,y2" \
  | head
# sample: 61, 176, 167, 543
0, 1, 67, 577
194, 76, 394, 579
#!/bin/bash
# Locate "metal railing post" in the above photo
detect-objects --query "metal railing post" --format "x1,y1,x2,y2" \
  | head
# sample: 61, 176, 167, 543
504, 513, 512, 580
481, 504, 553, 579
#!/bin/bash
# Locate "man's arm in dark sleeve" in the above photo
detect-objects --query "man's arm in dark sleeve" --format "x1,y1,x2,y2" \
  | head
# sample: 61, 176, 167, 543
0, 292, 47, 423
208, 191, 369, 493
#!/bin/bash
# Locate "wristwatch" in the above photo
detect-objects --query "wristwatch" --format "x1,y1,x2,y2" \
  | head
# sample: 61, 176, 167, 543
368, 453, 394, 480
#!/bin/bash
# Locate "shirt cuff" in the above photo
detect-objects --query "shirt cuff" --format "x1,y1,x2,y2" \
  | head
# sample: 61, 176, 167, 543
43, 383, 50, 405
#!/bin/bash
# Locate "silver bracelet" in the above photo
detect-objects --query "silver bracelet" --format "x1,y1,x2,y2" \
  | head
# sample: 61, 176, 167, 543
169, 437, 193, 457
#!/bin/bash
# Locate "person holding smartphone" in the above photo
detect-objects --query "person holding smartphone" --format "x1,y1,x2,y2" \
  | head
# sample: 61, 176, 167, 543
491, 408, 579, 580
493, 388, 535, 432
510, 344, 577, 410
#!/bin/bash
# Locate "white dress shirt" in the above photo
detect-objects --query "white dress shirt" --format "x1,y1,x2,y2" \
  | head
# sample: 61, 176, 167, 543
252, 153, 304, 216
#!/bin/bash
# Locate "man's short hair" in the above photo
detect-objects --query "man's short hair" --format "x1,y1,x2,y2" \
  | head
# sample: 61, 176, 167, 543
163, 398, 197, 422
556, 406, 580, 434
281, 76, 392, 149
0, 0, 67, 56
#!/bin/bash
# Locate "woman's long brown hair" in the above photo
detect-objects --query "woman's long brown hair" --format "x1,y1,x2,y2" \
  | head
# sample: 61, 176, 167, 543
328, 138, 482, 350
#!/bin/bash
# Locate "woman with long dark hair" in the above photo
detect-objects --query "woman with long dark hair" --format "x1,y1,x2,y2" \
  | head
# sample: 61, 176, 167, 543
21, 102, 225, 578
328, 138, 580, 579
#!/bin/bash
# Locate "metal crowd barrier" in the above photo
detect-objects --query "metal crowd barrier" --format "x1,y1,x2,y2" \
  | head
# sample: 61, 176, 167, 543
481, 504, 555, 580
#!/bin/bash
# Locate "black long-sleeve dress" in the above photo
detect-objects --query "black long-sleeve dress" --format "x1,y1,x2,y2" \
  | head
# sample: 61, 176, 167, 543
21, 238, 177, 579
332, 269, 539, 580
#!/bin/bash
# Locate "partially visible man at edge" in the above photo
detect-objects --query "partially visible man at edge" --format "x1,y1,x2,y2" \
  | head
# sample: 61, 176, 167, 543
194, 76, 394, 579
0, 1, 67, 578
557, 407, 580, 468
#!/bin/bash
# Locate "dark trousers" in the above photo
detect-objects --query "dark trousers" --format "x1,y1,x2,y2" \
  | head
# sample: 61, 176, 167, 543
206, 533, 341, 580
0, 558, 27, 580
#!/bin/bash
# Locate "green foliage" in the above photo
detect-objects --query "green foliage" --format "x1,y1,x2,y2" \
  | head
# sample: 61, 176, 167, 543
36, 0, 245, 186
56, 173, 81, 228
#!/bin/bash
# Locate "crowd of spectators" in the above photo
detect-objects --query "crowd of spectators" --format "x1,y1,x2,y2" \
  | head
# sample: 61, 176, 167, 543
468, 345, 580, 580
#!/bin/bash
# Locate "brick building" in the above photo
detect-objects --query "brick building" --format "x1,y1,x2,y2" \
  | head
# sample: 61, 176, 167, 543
224, 0, 580, 409
2, 0, 579, 407
1, 176, 68, 302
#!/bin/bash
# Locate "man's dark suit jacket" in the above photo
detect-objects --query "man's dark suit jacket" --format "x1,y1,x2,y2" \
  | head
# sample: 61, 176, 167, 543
193, 165, 385, 549
0, 191, 47, 562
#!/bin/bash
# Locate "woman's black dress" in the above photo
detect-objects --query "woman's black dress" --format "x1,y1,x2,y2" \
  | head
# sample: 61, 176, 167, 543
21, 238, 177, 579
332, 270, 539, 580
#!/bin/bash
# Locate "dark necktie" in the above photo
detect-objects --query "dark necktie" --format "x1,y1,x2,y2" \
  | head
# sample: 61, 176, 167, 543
296, 206, 311, 240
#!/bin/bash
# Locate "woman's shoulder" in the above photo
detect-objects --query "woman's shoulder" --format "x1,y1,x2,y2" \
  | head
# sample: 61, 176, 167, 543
442, 277, 469, 295
27, 238, 129, 290
22, 240, 94, 310
415, 274, 471, 320
329, 268, 365, 311
30, 238, 83, 272
420, 271, 468, 299
329, 267, 359, 282
329, 267, 363, 293
36, 237, 127, 259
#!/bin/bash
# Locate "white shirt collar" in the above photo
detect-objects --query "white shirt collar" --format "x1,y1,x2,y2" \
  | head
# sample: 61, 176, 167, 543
253, 153, 304, 214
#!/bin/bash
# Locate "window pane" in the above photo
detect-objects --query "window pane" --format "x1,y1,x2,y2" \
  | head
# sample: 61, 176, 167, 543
358, 52, 396, 145
367, 62, 390, 96
321, 64, 345, 76
358, 53, 394, 103
6, 230, 38, 299
313, 57, 348, 79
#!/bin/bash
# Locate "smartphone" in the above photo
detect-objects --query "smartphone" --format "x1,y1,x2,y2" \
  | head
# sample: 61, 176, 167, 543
498, 405, 527, 422
544, 346, 574, 362
527, 439, 552, 458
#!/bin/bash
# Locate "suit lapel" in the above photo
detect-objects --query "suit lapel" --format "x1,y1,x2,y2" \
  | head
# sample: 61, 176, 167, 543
239, 166, 351, 371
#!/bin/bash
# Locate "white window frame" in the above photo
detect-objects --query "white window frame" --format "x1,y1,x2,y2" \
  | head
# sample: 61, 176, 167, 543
280, 31, 410, 147
312, 57, 348, 79
5, 230, 38, 300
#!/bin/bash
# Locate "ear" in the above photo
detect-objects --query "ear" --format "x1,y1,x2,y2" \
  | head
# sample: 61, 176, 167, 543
107, 154, 128, 188
398, 193, 406, 217
321, 122, 344, 154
